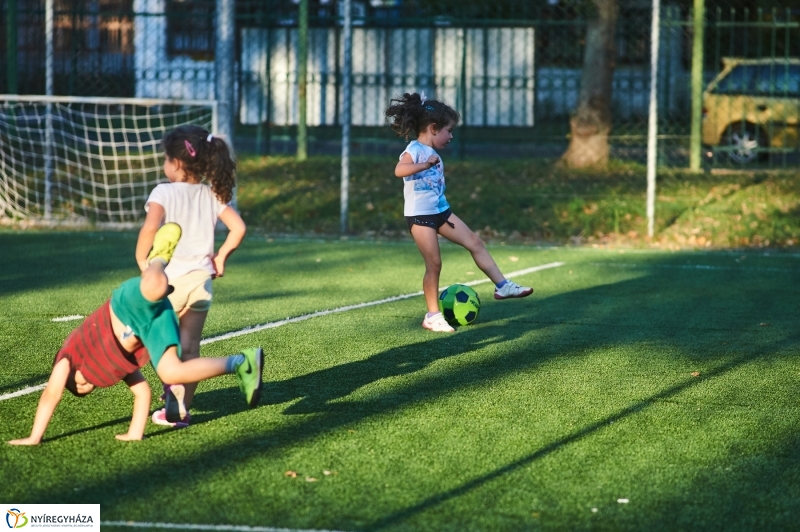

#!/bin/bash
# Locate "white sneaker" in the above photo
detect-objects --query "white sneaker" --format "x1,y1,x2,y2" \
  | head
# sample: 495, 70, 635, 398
422, 312, 455, 332
494, 280, 534, 300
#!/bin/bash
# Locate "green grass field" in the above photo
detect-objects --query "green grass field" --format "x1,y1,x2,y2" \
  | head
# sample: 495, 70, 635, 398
2, 232, 799, 531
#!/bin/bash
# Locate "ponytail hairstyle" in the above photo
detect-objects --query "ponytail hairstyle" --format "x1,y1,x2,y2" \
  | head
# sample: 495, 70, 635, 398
385, 92, 460, 141
161, 125, 237, 204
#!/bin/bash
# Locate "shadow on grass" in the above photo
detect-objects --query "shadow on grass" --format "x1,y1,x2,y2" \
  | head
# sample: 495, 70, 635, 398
43, 417, 140, 444
0, 232, 136, 297
367, 346, 798, 531
10, 259, 800, 530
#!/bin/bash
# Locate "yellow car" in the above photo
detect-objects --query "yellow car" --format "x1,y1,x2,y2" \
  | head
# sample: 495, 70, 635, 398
702, 58, 800, 163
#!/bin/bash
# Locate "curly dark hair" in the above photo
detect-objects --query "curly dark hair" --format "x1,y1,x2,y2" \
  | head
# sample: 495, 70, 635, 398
385, 93, 460, 140
161, 125, 236, 204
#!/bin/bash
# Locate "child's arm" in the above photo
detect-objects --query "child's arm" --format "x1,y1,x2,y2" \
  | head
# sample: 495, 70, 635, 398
115, 370, 150, 442
135, 203, 166, 272
395, 152, 440, 178
212, 207, 247, 278
8, 358, 70, 445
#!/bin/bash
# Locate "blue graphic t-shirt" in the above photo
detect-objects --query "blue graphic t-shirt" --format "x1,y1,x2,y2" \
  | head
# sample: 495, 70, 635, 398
400, 140, 450, 216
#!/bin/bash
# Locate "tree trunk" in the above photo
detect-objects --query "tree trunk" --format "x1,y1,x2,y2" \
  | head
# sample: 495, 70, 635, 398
560, 0, 618, 168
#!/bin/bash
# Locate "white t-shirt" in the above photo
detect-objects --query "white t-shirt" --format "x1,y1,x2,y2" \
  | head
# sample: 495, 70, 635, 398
145, 182, 228, 280
400, 140, 450, 216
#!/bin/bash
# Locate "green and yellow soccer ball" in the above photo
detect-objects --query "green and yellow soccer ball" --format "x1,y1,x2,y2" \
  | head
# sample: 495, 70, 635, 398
438, 284, 481, 326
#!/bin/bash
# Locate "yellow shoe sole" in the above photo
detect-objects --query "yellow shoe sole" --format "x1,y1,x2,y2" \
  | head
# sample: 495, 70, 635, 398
147, 222, 182, 266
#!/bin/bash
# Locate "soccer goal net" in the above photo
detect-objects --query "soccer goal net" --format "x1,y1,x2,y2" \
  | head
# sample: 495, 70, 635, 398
0, 95, 217, 227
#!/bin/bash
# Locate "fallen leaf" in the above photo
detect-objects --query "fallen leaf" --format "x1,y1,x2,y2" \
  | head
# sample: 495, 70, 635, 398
617, 498, 629, 504
285, 471, 297, 478
691, 371, 700, 377
509, 256, 519, 262
323, 470, 332, 476
306, 477, 317, 482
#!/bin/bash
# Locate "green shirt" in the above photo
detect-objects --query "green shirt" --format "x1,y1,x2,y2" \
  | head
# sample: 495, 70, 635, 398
110, 278, 181, 368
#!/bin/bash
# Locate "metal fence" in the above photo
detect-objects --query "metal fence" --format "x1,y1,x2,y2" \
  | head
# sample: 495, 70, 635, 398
1, 0, 798, 169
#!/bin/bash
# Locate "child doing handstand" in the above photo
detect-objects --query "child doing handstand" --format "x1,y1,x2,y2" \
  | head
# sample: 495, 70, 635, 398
385, 93, 533, 333
8, 224, 262, 445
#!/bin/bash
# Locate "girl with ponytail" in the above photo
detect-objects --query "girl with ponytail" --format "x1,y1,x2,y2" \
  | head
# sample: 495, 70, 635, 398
385, 93, 533, 333
135, 125, 246, 426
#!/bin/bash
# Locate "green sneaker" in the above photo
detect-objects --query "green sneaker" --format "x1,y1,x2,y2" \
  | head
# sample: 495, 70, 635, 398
236, 347, 263, 408
147, 222, 182, 266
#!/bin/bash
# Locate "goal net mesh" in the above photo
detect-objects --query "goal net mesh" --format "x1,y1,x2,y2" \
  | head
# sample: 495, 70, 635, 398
0, 96, 217, 226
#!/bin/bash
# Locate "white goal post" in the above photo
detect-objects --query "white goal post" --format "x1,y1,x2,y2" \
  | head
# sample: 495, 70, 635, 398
0, 95, 218, 227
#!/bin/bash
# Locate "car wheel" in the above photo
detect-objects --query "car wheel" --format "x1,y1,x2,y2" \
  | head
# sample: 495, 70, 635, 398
724, 123, 767, 164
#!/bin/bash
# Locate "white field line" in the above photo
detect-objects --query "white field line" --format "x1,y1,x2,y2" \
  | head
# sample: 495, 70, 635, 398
587, 262, 798, 272
102, 521, 349, 532
1, 262, 564, 402
52, 314, 84, 322
199, 262, 565, 345
0, 383, 47, 401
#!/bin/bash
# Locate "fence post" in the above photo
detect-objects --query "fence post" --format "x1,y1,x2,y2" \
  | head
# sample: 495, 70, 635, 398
647, 0, 660, 238
44, 0, 54, 221
689, 0, 705, 172
340, 0, 352, 235
297, 0, 309, 161
216, 0, 235, 205
458, 27, 467, 160
216, 0, 235, 143
6, 0, 17, 94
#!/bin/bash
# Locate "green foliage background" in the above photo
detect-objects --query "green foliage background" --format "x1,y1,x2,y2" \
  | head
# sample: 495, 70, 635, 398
236, 155, 800, 249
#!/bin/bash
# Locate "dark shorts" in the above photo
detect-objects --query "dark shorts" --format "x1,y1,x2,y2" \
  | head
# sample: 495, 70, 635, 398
405, 209, 454, 233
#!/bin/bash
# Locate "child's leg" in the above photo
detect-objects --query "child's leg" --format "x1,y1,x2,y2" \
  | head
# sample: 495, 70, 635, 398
176, 308, 208, 408
438, 213, 505, 284
155, 346, 263, 417
155, 346, 228, 385
410, 224, 445, 313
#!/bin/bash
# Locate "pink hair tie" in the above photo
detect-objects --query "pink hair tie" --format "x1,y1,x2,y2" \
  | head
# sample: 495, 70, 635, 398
184, 140, 197, 157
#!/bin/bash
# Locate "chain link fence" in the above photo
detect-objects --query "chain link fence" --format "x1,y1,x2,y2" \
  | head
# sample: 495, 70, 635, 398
1, 0, 798, 169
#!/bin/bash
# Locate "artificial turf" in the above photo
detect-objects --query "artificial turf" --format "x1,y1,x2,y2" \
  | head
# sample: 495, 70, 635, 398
1, 232, 799, 531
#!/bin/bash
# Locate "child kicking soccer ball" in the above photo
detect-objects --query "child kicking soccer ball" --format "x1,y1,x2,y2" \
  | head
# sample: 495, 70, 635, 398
7, 223, 263, 445
385, 92, 533, 333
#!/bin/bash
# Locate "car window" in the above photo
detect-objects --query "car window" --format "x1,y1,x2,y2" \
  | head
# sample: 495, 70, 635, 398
754, 64, 800, 97
712, 65, 756, 94
775, 65, 800, 97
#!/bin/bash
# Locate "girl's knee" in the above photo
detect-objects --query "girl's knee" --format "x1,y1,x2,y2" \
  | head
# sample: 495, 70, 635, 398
180, 349, 199, 362
426, 259, 443, 274
465, 233, 486, 252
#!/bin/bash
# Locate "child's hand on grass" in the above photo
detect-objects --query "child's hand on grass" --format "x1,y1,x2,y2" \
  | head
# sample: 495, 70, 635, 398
8, 437, 40, 446
115, 433, 143, 442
